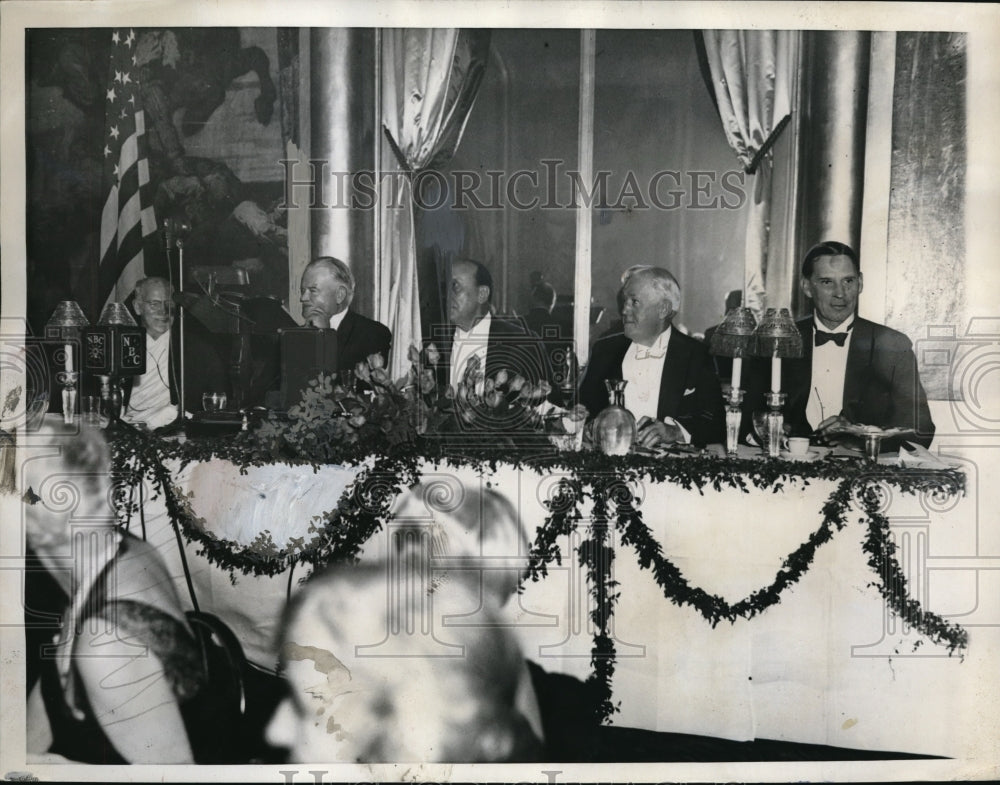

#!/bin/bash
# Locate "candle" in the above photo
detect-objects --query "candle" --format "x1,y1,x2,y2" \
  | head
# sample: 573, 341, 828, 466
770, 355, 781, 394
731, 357, 742, 391
64, 342, 73, 374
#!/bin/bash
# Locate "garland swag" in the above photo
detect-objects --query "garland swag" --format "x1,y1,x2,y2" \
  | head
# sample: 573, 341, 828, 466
524, 461, 968, 723
109, 428, 968, 725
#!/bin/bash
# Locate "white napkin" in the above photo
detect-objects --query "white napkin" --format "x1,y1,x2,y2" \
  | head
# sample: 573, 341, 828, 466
896, 442, 954, 470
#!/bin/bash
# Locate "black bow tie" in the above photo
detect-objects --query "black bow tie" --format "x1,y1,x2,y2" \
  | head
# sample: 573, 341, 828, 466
815, 329, 849, 347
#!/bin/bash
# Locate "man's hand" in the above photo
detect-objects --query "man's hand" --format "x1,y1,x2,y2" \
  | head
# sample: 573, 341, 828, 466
304, 310, 328, 328
812, 414, 860, 448
635, 416, 685, 448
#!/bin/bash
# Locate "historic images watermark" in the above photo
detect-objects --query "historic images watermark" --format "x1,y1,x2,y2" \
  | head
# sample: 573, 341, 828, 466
278, 158, 749, 212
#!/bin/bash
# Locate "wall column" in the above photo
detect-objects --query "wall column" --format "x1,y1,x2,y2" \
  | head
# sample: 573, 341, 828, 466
793, 31, 871, 313
309, 28, 376, 316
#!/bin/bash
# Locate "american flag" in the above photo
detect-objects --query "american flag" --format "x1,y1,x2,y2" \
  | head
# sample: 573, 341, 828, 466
98, 28, 158, 308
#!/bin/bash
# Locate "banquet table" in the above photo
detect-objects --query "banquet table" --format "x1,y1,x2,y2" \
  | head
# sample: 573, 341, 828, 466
120, 438, 996, 762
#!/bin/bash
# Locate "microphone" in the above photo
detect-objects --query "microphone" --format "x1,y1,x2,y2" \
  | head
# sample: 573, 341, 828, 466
162, 217, 192, 250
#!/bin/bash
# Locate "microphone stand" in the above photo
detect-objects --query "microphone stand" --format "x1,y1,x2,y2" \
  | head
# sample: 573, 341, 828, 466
160, 219, 190, 435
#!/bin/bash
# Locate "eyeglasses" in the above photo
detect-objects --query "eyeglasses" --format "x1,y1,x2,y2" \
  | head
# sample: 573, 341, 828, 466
141, 300, 171, 312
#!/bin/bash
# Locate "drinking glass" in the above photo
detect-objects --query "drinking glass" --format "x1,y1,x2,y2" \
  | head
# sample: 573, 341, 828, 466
82, 395, 102, 426
751, 410, 769, 454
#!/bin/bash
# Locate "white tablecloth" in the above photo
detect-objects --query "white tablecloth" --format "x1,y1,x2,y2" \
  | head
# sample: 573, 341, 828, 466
132, 452, 998, 761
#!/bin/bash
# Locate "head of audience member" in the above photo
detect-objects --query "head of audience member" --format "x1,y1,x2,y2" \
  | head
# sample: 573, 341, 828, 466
21, 423, 113, 559
530, 282, 557, 314
800, 241, 863, 330
133, 277, 175, 340
300, 256, 355, 328
724, 289, 742, 313
447, 259, 492, 331
266, 564, 541, 763
619, 266, 681, 347
388, 482, 530, 605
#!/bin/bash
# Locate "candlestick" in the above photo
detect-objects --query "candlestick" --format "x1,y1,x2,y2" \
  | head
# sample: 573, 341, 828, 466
764, 391, 786, 458
770, 355, 781, 394
731, 357, 742, 391
724, 388, 744, 455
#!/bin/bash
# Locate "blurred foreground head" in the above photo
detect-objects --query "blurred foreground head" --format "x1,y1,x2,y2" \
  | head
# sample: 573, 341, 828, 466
267, 563, 541, 763
20, 423, 114, 551
388, 481, 530, 604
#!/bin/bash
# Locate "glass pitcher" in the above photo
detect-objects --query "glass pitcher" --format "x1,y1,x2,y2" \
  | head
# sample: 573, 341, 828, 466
594, 379, 637, 456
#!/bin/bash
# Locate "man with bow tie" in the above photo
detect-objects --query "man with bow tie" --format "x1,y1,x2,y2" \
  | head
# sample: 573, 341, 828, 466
579, 266, 725, 447
748, 241, 934, 448
299, 256, 392, 372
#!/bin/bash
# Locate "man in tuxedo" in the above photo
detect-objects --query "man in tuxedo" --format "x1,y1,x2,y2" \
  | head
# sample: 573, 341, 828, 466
579, 266, 725, 447
122, 276, 228, 429
298, 256, 392, 372
432, 259, 552, 391
747, 241, 934, 449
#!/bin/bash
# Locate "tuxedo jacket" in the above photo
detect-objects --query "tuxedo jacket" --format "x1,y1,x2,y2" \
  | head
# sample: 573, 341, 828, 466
429, 316, 554, 390
744, 316, 935, 447
334, 309, 392, 374
578, 329, 725, 446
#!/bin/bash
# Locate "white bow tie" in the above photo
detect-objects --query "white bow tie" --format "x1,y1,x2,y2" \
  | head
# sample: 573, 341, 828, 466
634, 345, 667, 360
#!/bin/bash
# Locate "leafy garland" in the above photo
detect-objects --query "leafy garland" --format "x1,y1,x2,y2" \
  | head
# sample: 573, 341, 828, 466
109, 427, 968, 726
524, 457, 968, 723
110, 426, 422, 582
857, 473, 969, 654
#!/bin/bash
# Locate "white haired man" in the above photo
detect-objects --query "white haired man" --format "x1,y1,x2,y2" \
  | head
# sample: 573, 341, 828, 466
298, 256, 391, 372
579, 266, 725, 447
123, 276, 227, 429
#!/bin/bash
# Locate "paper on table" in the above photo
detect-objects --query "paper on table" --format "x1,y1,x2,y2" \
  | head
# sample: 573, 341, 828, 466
897, 441, 955, 469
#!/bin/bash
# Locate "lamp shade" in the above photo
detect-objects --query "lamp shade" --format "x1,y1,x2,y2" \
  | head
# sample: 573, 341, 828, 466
751, 307, 804, 358
45, 300, 89, 336
708, 306, 758, 358
98, 302, 138, 326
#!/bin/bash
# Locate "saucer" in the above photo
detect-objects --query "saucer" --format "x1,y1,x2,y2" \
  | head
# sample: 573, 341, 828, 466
780, 448, 825, 462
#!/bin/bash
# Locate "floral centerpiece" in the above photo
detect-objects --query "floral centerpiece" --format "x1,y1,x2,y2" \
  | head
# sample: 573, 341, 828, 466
248, 346, 588, 460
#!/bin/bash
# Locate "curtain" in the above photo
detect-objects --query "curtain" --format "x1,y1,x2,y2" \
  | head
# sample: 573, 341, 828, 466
378, 29, 491, 380
700, 30, 795, 314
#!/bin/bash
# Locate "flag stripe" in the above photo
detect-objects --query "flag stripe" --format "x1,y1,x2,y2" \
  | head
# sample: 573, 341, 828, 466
96, 31, 158, 309
99, 184, 120, 260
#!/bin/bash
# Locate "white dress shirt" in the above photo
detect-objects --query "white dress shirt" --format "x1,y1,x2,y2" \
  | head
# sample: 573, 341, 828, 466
124, 330, 175, 428
328, 309, 348, 330
450, 312, 492, 388
805, 315, 855, 428
620, 326, 690, 443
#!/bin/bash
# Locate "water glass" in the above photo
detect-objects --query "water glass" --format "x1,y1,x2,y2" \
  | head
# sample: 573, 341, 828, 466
864, 433, 882, 462
82, 395, 102, 426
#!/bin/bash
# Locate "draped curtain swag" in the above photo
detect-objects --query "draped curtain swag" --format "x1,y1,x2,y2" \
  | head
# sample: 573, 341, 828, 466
700, 30, 794, 314
378, 29, 491, 380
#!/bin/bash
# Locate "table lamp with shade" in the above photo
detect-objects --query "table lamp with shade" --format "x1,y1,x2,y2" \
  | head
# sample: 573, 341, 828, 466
708, 305, 758, 455
44, 300, 89, 424
750, 307, 804, 457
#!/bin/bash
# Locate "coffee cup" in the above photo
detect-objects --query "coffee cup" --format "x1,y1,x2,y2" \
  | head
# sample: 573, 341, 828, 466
787, 437, 810, 456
